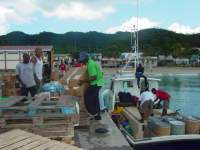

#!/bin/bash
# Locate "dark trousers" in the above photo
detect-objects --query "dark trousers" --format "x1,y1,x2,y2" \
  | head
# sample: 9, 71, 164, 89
136, 72, 147, 88
21, 86, 37, 97
84, 85, 101, 116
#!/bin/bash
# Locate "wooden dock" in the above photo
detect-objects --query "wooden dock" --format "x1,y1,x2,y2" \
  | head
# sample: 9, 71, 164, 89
0, 129, 83, 150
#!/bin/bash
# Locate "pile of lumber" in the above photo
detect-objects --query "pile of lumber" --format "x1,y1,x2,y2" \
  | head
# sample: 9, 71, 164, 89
0, 129, 84, 150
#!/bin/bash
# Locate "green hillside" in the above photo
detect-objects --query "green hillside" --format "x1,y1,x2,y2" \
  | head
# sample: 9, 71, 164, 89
0, 28, 200, 58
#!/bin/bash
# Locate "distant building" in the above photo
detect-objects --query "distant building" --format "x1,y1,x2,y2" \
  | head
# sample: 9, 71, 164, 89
190, 54, 200, 64
175, 58, 189, 65
89, 53, 102, 61
141, 56, 158, 67
101, 58, 123, 68
120, 52, 143, 61
0, 46, 53, 70
158, 55, 174, 66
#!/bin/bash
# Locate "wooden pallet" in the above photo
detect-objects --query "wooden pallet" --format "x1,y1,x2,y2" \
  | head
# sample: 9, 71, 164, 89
0, 114, 79, 127
0, 95, 78, 117
0, 95, 79, 139
0, 129, 83, 150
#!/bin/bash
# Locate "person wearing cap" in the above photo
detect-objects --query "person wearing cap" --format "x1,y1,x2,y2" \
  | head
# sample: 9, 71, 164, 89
79, 51, 104, 120
16, 53, 37, 97
138, 88, 154, 122
151, 88, 171, 116
34, 47, 43, 92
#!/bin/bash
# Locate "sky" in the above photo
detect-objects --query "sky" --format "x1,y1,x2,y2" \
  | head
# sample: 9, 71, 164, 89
0, 0, 200, 35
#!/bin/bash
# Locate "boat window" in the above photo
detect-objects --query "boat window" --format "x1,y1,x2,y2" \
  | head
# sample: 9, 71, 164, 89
123, 81, 133, 88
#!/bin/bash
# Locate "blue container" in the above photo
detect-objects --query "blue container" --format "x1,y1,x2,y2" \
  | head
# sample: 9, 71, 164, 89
41, 81, 65, 94
170, 121, 185, 135
61, 107, 76, 115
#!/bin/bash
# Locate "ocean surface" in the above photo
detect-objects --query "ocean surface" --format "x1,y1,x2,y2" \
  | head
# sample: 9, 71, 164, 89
104, 73, 200, 117
157, 74, 200, 117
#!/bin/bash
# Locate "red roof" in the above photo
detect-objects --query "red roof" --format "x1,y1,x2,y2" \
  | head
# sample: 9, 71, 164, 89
0, 46, 53, 51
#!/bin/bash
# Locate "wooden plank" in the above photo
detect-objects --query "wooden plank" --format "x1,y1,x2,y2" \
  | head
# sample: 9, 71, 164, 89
31, 141, 60, 150
29, 94, 48, 107
1, 113, 72, 118
0, 96, 26, 108
0, 129, 83, 150
15, 138, 50, 150
1, 136, 41, 150
0, 133, 34, 148
0, 129, 27, 139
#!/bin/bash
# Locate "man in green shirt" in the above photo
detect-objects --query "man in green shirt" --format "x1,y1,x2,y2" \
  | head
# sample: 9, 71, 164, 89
79, 52, 104, 120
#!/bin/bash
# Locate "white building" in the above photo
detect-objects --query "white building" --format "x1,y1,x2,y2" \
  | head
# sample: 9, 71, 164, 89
0, 46, 53, 70
175, 58, 189, 65
120, 52, 143, 60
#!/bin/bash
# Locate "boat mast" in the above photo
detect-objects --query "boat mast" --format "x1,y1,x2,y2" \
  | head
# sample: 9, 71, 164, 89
121, 0, 139, 72
133, 0, 139, 71
136, 0, 139, 65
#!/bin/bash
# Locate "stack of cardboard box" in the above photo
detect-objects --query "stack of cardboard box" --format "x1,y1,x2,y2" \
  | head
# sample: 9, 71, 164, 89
67, 68, 89, 110
1, 74, 17, 96
68, 68, 89, 98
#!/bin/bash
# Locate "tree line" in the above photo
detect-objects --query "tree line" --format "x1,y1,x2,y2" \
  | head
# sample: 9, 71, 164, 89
0, 28, 200, 58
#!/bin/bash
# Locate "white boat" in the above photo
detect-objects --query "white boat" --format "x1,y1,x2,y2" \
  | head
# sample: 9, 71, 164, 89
100, 4, 200, 148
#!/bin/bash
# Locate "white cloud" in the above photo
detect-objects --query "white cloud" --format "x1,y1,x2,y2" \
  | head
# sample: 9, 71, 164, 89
0, 0, 117, 35
42, 1, 115, 20
168, 23, 200, 34
106, 17, 159, 33
0, 6, 12, 34
0, 0, 37, 34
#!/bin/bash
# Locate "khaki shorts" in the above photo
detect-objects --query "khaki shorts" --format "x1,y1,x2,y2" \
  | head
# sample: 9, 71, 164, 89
140, 100, 153, 114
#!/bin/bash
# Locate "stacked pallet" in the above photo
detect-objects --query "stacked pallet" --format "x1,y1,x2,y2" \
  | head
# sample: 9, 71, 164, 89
0, 129, 84, 150
0, 94, 79, 141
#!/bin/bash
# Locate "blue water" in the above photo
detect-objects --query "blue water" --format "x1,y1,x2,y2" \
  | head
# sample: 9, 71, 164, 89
157, 74, 200, 117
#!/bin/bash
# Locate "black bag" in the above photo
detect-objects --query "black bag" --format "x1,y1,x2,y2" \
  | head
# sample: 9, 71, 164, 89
118, 92, 132, 103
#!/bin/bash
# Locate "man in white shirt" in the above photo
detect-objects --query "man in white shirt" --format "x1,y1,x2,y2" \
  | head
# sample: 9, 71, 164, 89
34, 47, 43, 92
138, 88, 154, 122
16, 53, 37, 97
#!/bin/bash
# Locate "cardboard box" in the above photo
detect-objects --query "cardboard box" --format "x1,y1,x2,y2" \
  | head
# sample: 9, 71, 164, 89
59, 79, 67, 85
2, 74, 16, 82
68, 78, 79, 88
67, 67, 89, 97
51, 70, 60, 81
2, 88, 16, 96
68, 83, 89, 97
